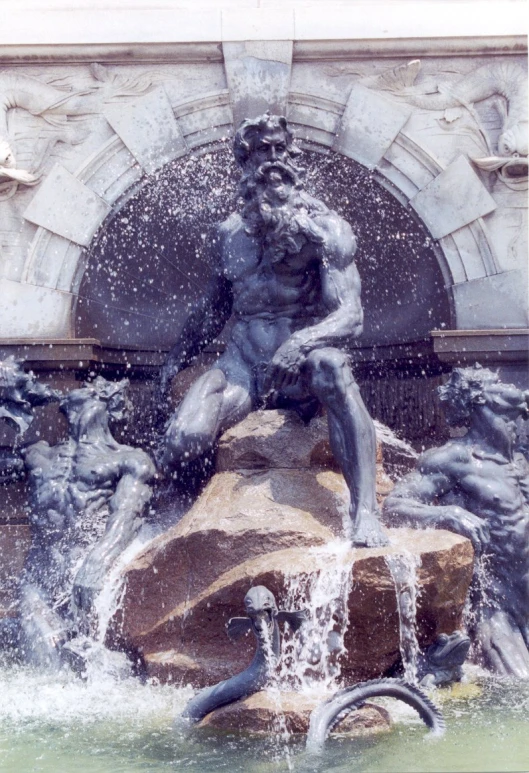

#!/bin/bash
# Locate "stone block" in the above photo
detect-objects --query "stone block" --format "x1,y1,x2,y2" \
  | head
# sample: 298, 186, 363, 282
451, 270, 529, 329
24, 230, 82, 292
0, 278, 72, 338
410, 156, 497, 240
333, 84, 412, 168
78, 137, 143, 206
291, 3, 525, 41
24, 164, 110, 247
223, 41, 293, 126
103, 88, 187, 175
0, 8, 223, 45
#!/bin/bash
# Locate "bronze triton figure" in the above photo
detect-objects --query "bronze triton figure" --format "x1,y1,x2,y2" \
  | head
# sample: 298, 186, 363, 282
384, 365, 529, 677
159, 113, 387, 547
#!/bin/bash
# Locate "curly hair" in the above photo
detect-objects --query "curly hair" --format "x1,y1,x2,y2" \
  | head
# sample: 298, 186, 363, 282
438, 364, 499, 426
233, 113, 301, 168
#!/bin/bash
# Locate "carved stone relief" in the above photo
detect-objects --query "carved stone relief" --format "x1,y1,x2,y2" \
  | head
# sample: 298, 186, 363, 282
0, 64, 183, 201
0, 53, 526, 339
326, 59, 528, 191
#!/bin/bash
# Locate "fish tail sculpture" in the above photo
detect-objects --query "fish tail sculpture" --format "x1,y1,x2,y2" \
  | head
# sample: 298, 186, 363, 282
306, 677, 445, 754
182, 585, 307, 724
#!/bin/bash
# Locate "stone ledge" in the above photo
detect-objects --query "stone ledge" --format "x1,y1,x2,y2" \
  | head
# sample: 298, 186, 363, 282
0, 337, 441, 375
0, 339, 165, 375
432, 329, 529, 364
0, 37, 526, 65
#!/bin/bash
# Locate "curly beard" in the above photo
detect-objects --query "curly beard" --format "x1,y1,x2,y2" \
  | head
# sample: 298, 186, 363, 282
239, 159, 329, 264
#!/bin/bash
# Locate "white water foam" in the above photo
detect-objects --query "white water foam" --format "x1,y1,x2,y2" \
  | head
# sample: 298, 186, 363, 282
0, 663, 190, 727
55, 523, 162, 682
386, 551, 421, 684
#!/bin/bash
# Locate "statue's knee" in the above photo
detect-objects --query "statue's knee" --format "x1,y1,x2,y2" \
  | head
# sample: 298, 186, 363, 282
306, 348, 351, 397
201, 368, 228, 397
306, 347, 348, 373
164, 418, 212, 462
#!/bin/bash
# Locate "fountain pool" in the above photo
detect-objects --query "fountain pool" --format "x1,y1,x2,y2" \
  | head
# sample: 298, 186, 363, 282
1, 664, 527, 773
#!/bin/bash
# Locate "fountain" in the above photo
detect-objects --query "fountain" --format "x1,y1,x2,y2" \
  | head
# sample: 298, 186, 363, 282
0, 88, 527, 773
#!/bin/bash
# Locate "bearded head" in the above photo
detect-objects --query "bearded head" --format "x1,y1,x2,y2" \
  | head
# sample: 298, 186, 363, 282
233, 113, 329, 263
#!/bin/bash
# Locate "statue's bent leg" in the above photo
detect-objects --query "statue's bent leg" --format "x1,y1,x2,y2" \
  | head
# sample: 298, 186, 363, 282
160, 367, 252, 473
305, 348, 388, 547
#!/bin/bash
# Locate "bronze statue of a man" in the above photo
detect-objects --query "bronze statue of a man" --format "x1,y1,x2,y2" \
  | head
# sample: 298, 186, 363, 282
383, 365, 529, 677
21, 377, 155, 667
160, 113, 387, 548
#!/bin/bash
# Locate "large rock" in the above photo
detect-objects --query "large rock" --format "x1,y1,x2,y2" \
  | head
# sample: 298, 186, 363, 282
114, 411, 349, 644
112, 410, 473, 686
199, 690, 392, 736
140, 529, 472, 686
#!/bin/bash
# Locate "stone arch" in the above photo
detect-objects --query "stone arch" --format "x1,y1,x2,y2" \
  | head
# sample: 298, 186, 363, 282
20, 84, 503, 339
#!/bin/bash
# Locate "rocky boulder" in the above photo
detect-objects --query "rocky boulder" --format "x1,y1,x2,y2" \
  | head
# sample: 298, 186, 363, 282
199, 690, 392, 736
111, 410, 473, 687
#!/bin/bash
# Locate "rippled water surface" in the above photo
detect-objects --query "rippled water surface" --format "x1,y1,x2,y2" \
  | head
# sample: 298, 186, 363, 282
1, 666, 528, 773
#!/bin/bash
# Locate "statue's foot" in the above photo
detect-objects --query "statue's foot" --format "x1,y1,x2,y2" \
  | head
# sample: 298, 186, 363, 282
349, 509, 389, 548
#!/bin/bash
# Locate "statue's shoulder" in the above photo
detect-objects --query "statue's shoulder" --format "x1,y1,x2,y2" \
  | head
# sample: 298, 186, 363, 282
119, 445, 156, 481
418, 440, 472, 474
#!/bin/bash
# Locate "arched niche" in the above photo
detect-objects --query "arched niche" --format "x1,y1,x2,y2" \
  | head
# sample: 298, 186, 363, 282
74, 143, 451, 356
20, 86, 502, 346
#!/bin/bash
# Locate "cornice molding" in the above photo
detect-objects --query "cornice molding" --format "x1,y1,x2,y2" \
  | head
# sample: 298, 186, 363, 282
0, 36, 526, 65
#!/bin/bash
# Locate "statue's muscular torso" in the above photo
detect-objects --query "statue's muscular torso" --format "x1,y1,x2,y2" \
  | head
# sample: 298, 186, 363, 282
428, 440, 529, 602
217, 212, 330, 369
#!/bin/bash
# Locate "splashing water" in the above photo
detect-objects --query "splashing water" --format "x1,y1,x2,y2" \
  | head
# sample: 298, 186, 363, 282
67, 523, 160, 681
1, 524, 188, 725
93, 525, 157, 643
386, 551, 421, 684
278, 539, 354, 695
462, 551, 493, 664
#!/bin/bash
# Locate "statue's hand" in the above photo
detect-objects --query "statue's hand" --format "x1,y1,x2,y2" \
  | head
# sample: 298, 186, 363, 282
436, 507, 490, 555
264, 336, 307, 394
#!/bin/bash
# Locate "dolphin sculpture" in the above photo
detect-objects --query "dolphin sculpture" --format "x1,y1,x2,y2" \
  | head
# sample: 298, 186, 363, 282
306, 677, 445, 754
182, 585, 307, 723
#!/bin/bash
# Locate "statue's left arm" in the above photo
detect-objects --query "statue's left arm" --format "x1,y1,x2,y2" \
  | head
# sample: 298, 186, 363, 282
267, 212, 362, 381
72, 453, 156, 611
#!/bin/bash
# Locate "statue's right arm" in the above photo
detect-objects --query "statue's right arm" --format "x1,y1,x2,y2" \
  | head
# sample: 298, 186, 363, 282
383, 447, 490, 553
160, 226, 233, 395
